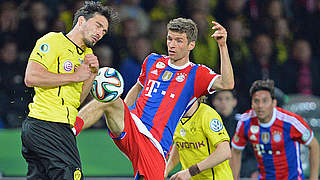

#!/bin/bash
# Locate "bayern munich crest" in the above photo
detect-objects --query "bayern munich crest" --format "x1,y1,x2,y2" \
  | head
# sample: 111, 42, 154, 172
176, 73, 185, 82
272, 131, 282, 143
63, 60, 73, 72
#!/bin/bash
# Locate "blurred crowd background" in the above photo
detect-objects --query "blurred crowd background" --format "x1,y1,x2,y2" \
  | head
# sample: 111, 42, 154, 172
0, 0, 320, 133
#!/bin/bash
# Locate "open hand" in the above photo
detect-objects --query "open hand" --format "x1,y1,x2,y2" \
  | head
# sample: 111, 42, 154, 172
211, 21, 227, 46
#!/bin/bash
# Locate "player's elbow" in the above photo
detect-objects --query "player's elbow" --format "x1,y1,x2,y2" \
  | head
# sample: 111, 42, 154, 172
24, 75, 35, 87
221, 81, 234, 90
225, 149, 232, 160
225, 81, 234, 90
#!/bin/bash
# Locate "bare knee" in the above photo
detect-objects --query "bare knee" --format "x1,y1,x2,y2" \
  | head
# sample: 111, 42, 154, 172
103, 98, 124, 114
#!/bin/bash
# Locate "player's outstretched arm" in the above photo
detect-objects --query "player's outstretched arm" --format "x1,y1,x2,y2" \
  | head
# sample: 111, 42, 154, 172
25, 60, 93, 88
308, 137, 320, 180
230, 147, 243, 180
165, 144, 180, 178
210, 21, 234, 90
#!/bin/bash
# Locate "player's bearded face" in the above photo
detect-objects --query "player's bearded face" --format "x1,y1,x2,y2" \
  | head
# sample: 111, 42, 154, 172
81, 15, 108, 48
251, 90, 276, 122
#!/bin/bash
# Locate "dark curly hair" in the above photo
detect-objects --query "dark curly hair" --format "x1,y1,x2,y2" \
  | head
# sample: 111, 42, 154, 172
249, 79, 275, 99
72, 1, 119, 30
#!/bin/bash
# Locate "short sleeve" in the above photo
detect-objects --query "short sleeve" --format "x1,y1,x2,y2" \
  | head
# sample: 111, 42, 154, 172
203, 111, 230, 147
29, 37, 57, 70
290, 116, 314, 145
231, 120, 248, 150
137, 55, 150, 87
194, 64, 220, 97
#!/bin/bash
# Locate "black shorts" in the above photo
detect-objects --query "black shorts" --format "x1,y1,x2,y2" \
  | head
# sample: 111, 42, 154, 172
21, 116, 83, 180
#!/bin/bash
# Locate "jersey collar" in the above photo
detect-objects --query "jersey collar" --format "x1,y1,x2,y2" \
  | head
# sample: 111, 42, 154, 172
168, 59, 191, 70
62, 32, 84, 55
259, 108, 277, 128
180, 102, 201, 125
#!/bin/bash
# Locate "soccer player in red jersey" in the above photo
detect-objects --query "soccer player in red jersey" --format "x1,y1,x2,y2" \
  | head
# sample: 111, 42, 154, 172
78, 18, 234, 179
230, 79, 319, 180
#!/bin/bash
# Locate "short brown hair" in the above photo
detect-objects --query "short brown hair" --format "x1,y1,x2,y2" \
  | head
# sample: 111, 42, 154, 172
72, 1, 119, 30
167, 18, 198, 43
249, 79, 275, 99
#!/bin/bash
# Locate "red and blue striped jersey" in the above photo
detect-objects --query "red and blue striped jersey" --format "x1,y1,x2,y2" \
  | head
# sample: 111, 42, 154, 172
232, 107, 314, 180
129, 53, 220, 156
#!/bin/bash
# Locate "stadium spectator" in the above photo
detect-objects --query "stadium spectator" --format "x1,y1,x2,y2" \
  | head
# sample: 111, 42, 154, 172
225, 18, 250, 92
118, 0, 150, 34
189, 10, 218, 69
18, 1, 51, 53
149, 0, 178, 21
119, 35, 151, 97
239, 33, 281, 109
0, 1, 19, 42
271, 18, 292, 65
304, 0, 320, 57
0, 39, 33, 128
280, 39, 320, 96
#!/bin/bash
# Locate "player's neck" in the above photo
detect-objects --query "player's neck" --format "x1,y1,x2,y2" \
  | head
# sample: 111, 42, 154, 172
66, 30, 86, 50
184, 101, 199, 117
169, 57, 190, 67
258, 112, 273, 124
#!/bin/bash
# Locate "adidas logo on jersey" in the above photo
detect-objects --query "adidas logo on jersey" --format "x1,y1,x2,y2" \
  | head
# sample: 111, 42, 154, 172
151, 69, 158, 75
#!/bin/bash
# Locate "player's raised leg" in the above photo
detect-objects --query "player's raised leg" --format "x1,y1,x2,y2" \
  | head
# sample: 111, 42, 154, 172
78, 98, 125, 136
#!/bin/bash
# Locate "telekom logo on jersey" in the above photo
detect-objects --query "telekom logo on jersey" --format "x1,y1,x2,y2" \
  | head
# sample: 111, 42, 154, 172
145, 80, 160, 97
145, 79, 176, 98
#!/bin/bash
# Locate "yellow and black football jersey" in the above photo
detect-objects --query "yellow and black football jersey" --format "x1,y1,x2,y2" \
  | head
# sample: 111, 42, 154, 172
173, 103, 233, 179
28, 32, 93, 125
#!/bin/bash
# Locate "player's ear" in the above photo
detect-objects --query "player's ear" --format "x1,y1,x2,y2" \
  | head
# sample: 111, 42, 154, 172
188, 41, 195, 51
232, 98, 237, 108
272, 99, 277, 107
78, 16, 86, 26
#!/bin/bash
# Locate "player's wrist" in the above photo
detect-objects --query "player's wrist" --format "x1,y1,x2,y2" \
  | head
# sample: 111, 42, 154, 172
188, 164, 201, 176
218, 42, 227, 48
72, 116, 84, 136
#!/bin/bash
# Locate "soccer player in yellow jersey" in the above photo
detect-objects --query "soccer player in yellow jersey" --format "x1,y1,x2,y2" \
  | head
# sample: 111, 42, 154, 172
165, 97, 233, 179
21, 2, 118, 179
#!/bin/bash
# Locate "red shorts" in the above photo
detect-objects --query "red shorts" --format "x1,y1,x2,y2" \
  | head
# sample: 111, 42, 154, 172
108, 102, 165, 180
